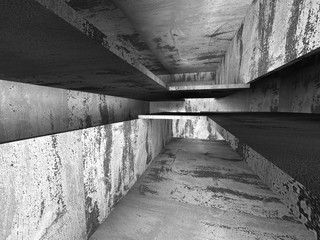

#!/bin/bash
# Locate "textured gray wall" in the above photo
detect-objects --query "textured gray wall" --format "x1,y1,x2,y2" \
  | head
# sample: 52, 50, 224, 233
172, 116, 223, 140
220, 0, 320, 84
0, 119, 172, 240
0, 79, 149, 143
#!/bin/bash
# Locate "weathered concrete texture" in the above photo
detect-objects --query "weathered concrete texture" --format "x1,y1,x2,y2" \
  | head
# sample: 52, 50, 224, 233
0, 79, 149, 143
151, 52, 320, 113
172, 116, 223, 140
0, 118, 172, 239
64, 0, 168, 75
168, 82, 250, 91
33, 0, 167, 89
1, 0, 168, 100
82, 119, 172, 238
90, 138, 314, 240
113, 0, 252, 73
0, 132, 87, 240
151, 77, 280, 113
158, 72, 217, 83
220, 0, 320, 84
208, 117, 319, 239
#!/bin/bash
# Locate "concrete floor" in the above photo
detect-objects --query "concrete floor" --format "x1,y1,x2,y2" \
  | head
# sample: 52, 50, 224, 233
90, 138, 314, 240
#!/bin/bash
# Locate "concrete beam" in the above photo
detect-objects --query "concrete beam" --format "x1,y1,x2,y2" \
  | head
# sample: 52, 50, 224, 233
34, 0, 167, 88
0, 0, 170, 100
168, 82, 250, 91
63, 0, 168, 75
220, 0, 320, 84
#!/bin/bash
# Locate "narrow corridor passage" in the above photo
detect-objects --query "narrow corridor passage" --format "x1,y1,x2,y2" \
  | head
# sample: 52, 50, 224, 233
90, 138, 314, 240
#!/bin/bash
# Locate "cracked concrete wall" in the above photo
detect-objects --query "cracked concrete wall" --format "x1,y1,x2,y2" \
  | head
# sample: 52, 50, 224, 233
220, 0, 320, 84
0, 79, 149, 143
0, 118, 172, 240
151, 53, 320, 114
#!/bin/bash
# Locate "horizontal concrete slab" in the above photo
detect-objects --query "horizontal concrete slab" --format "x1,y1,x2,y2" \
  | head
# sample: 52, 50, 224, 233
0, 0, 169, 100
168, 82, 250, 91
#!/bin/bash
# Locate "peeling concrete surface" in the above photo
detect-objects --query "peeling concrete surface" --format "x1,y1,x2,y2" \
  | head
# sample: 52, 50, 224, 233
208, 117, 320, 239
0, 119, 172, 239
90, 138, 314, 240
220, 0, 320, 84
0, 79, 149, 144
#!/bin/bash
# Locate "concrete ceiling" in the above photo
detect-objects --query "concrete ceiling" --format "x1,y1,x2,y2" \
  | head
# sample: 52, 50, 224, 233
113, 0, 253, 73
0, 0, 253, 100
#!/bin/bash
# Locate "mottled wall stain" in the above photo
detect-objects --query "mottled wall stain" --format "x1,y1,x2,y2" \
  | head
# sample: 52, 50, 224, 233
82, 119, 172, 238
158, 72, 217, 84
172, 116, 223, 140
0, 119, 172, 239
220, 0, 320, 84
0, 132, 86, 240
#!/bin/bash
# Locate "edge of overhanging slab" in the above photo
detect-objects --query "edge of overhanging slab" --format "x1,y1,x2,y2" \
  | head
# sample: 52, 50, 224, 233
138, 115, 203, 120
168, 81, 250, 91
34, 0, 167, 89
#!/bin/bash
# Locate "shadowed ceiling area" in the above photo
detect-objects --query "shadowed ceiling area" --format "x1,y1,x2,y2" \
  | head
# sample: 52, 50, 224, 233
112, 0, 252, 73
0, 0, 255, 100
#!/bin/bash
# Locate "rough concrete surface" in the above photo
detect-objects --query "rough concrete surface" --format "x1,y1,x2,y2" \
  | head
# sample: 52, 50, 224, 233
90, 138, 314, 240
208, 116, 320, 239
172, 116, 223, 140
0, 119, 172, 239
0, 79, 149, 144
113, 0, 252, 73
208, 113, 320, 196
158, 72, 217, 83
220, 0, 320, 84
1, 0, 168, 100
64, 0, 168, 75
151, 51, 320, 113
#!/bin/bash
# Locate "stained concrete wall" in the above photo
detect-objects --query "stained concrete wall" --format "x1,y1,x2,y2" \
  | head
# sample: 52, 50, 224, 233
0, 118, 172, 240
0, 79, 149, 143
151, 53, 320, 114
220, 0, 320, 84
209, 119, 319, 239
158, 72, 217, 84
172, 116, 222, 140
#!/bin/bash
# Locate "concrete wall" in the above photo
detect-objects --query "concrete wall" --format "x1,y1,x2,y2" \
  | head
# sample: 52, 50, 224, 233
172, 116, 222, 140
0, 79, 149, 143
151, 53, 320, 114
209, 119, 319, 239
0, 118, 172, 240
158, 72, 217, 84
220, 0, 320, 84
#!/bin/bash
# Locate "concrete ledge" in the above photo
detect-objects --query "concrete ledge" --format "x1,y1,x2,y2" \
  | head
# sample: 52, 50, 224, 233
168, 82, 250, 91
139, 115, 201, 120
